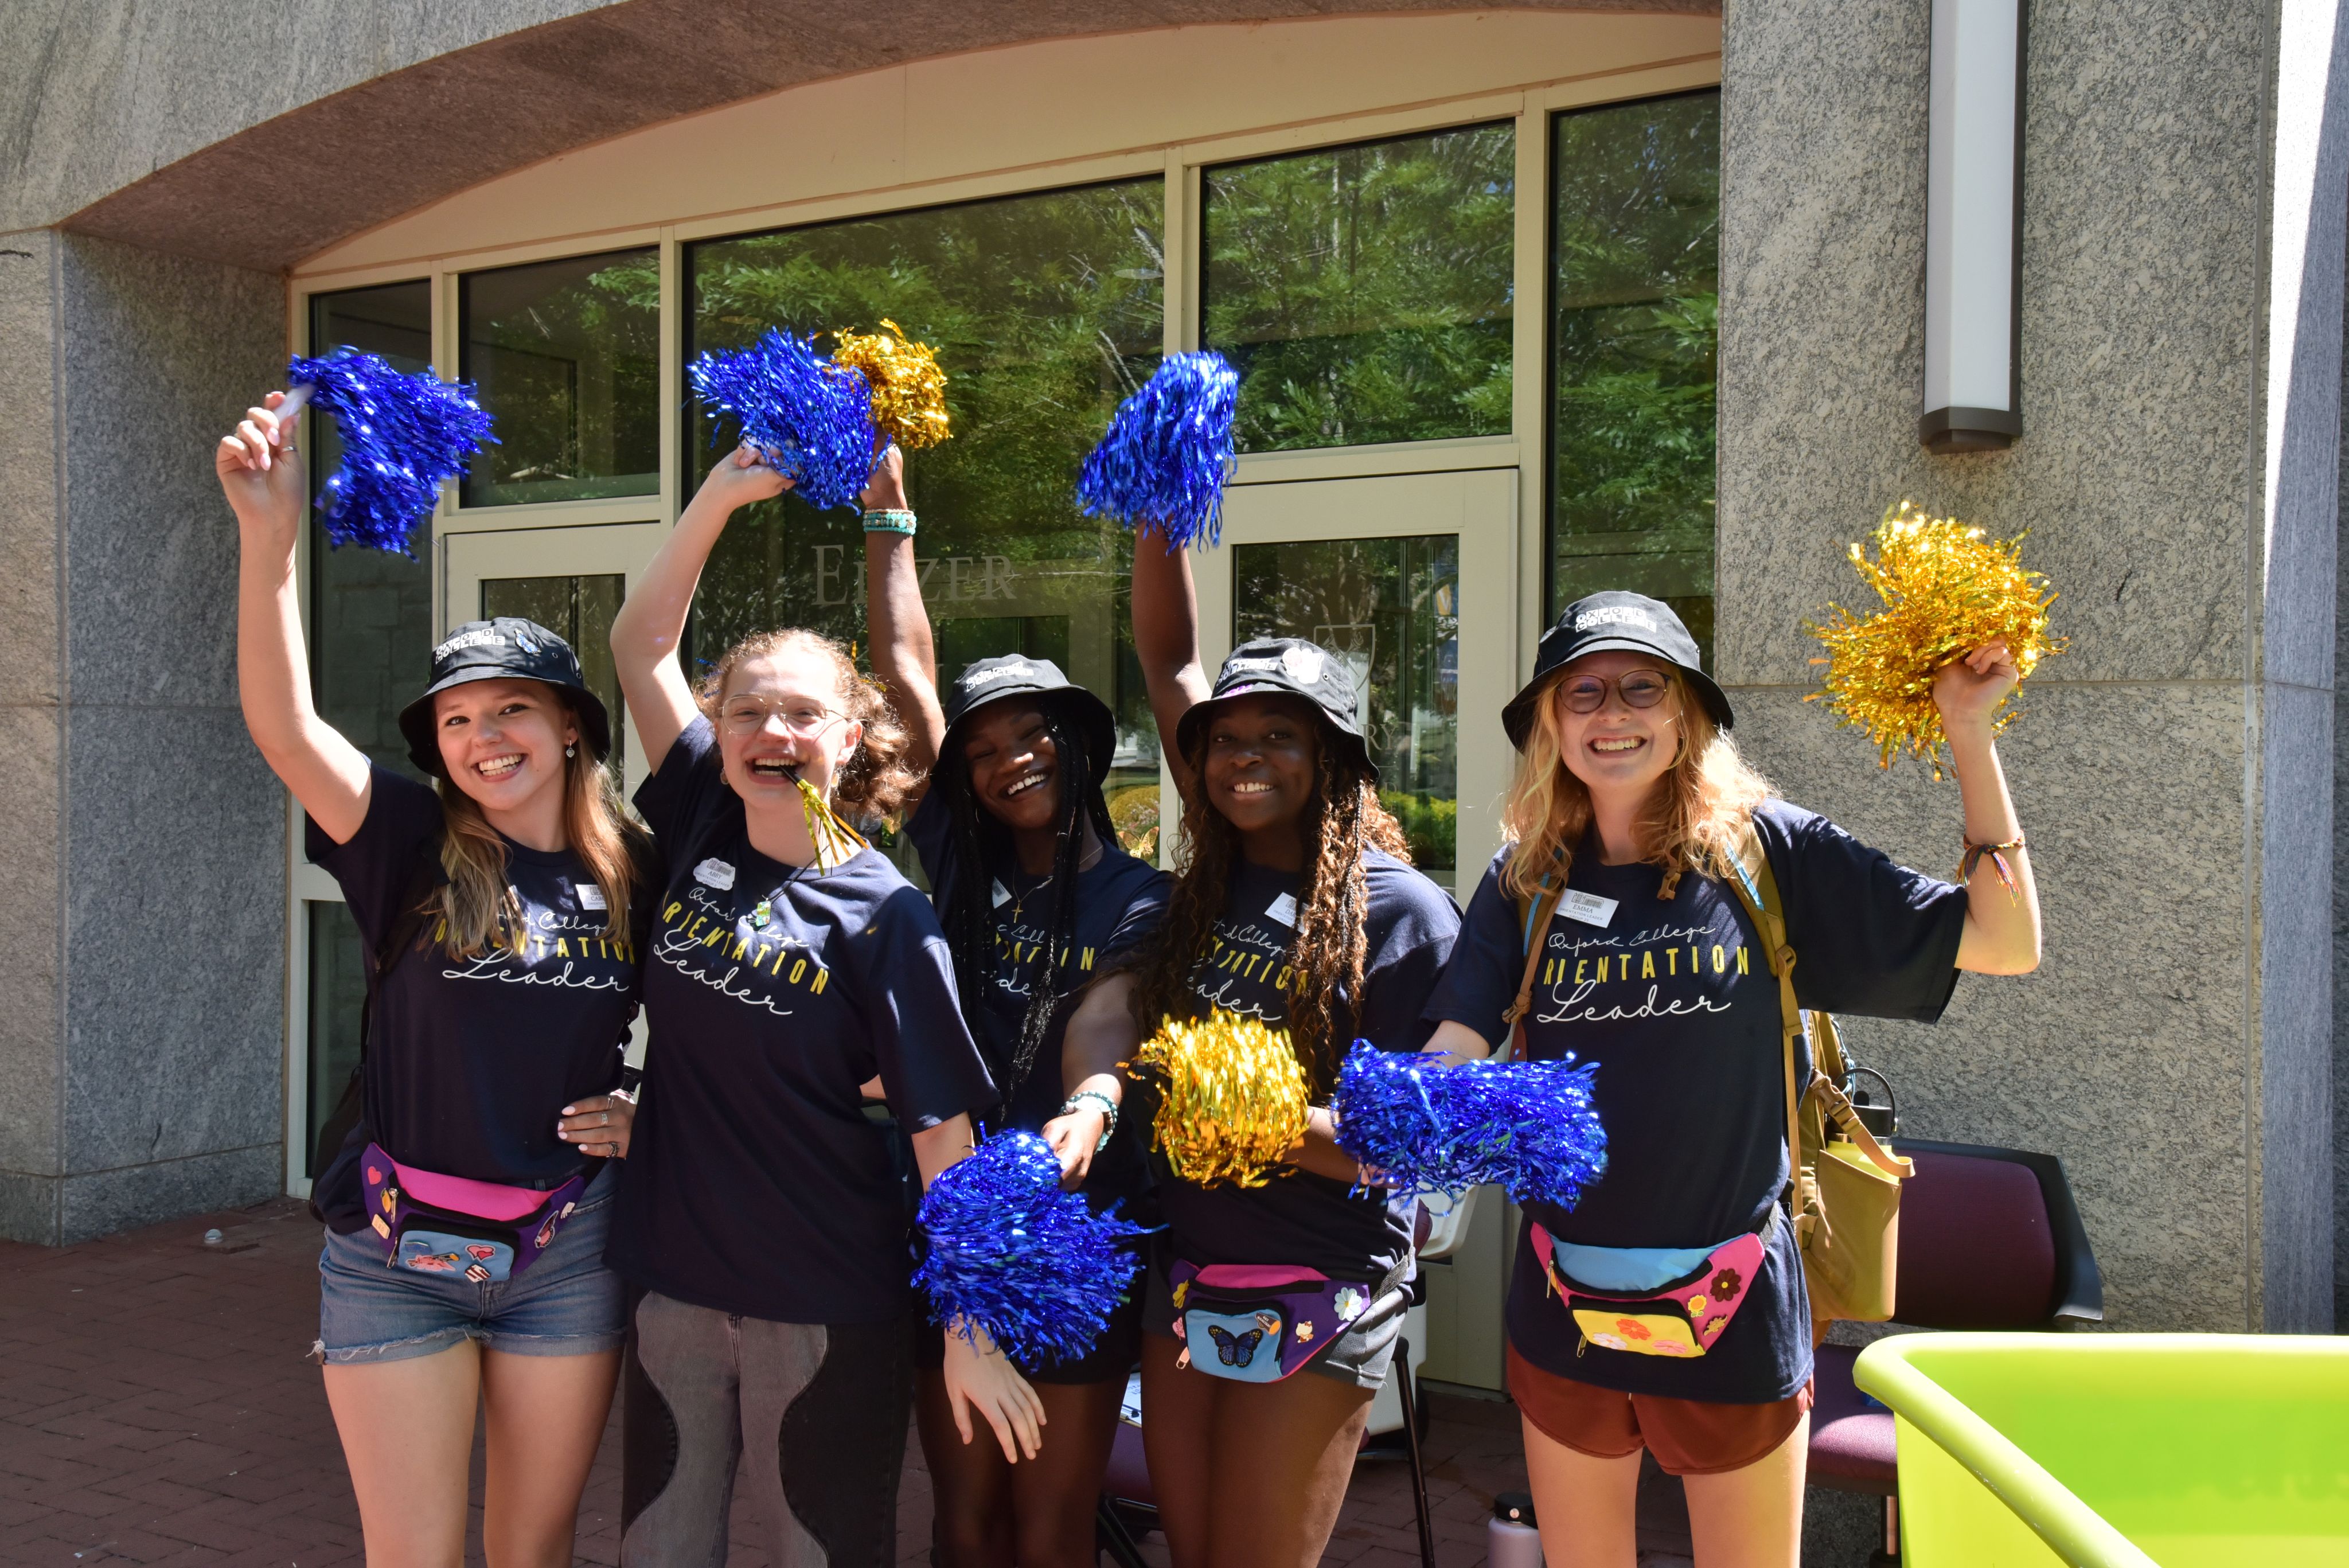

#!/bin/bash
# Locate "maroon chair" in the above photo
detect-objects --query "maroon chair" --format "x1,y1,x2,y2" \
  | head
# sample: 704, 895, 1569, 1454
1808, 1138, 2103, 1563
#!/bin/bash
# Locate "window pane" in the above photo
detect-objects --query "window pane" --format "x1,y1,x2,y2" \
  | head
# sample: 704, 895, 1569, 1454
684, 181, 1166, 856
1203, 124, 1515, 454
1548, 92, 1719, 660
1232, 536, 1460, 878
461, 248, 660, 507
479, 574, 629, 775
305, 900, 368, 1179
309, 281, 435, 784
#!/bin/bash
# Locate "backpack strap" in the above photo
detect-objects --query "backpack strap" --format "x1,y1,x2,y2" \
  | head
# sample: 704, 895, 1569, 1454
1723, 823, 1818, 1244
1500, 873, 1569, 1063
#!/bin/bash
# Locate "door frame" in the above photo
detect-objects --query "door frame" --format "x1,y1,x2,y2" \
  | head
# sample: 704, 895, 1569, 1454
1185, 466, 1521, 898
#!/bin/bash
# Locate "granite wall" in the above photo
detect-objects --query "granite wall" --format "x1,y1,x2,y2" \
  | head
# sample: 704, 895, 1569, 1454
1721, 0, 2338, 1359
0, 232, 291, 1241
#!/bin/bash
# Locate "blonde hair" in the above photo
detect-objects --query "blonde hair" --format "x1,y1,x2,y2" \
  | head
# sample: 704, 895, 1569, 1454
432, 693, 649, 959
694, 627, 918, 825
1500, 668, 1772, 905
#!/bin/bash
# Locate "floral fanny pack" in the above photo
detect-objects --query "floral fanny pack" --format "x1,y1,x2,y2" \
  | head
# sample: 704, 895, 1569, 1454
1168, 1261, 1384, 1383
1529, 1210, 1774, 1359
361, 1143, 591, 1284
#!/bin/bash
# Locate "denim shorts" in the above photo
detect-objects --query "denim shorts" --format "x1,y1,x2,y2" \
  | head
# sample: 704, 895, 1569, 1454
317, 1165, 625, 1364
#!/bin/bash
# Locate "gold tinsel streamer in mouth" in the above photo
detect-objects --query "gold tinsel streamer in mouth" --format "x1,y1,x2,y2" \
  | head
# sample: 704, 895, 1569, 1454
1806, 501, 2064, 778
832, 320, 950, 451
1133, 1013, 1310, 1189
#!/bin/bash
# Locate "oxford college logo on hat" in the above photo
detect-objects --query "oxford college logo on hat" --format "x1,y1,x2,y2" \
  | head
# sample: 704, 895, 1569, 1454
1574, 604, 1659, 635
433, 626, 506, 661
965, 660, 1034, 688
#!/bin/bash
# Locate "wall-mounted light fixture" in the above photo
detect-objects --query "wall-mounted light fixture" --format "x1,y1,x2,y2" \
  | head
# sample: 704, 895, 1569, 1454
1922, 0, 2025, 453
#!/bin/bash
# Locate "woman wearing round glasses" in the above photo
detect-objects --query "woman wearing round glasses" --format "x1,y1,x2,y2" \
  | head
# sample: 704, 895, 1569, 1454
603, 444, 1043, 1566
1419, 591, 2041, 1568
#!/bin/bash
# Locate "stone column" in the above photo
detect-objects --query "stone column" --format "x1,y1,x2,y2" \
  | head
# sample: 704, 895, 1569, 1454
0, 229, 289, 1242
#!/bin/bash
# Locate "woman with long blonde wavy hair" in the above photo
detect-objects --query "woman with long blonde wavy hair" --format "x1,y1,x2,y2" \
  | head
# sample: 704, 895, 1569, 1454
221, 391, 651, 1568
1422, 591, 2040, 1568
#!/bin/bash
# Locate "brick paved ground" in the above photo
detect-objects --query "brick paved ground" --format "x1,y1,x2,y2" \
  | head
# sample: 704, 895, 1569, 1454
0, 1199, 1565, 1568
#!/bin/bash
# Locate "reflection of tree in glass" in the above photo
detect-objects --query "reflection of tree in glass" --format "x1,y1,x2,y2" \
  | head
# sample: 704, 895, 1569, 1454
1204, 123, 1515, 453
461, 251, 660, 504
680, 182, 1169, 857
1548, 92, 1719, 635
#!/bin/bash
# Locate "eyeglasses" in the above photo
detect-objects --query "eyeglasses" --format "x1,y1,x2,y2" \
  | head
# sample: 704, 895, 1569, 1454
719, 695, 849, 738
1556, 670, 1675, 715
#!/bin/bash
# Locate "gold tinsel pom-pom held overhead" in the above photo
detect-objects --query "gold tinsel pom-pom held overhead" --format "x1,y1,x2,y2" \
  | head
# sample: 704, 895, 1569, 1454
1807, 501, 2064, 777
832, 319, 950, 450
1133, 1013, 1310, 1189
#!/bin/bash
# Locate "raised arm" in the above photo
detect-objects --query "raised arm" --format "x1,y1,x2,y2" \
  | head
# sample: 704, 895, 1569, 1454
611, 447, 786, 773
1936, 639, 2042, 975
861, 445, 945, 788
219, 393, 373, 845
1129, 536, 1214, 799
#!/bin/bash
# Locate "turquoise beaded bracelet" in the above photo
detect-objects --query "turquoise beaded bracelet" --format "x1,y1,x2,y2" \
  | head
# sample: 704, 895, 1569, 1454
863, 508, 916, 536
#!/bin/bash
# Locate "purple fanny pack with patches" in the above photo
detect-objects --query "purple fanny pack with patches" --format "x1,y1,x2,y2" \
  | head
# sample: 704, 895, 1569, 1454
1168, 1261, 1378, 1383
360, 1143, 590, 1284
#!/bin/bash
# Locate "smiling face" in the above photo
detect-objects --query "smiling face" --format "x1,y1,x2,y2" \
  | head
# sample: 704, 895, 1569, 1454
1549, 650, 1685, 799
958, 700, 1064, 833
715, 648, 864, 807
1200, 693, 1322, 840
432, 678, 579, 810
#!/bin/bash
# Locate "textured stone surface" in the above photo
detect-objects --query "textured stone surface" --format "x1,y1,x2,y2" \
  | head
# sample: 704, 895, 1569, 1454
1734, 682, 2253, 1331
19, 0, 1714, 272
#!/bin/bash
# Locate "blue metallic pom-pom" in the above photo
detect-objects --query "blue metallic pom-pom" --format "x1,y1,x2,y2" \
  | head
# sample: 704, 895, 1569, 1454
1333, 1040, 1607, 1210
914, 1132, 1149, 1368
688, 329, 876, 513
1076, 352, 1239, 549
288, 350, 495, 556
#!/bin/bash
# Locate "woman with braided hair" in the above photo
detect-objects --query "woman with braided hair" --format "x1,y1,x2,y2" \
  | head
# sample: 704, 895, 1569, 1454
1117, 542, 1461, 1568
863, 455, 1170, 1568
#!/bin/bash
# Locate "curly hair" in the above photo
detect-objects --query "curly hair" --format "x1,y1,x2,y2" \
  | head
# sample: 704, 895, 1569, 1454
696, 627, 919, 826
1131, 721, 1409, 1099
1500, 666, 1771, 904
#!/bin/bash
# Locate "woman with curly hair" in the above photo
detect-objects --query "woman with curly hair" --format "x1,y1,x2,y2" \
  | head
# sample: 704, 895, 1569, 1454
1420, 591, 2040, 1568
1119, 542, 1461, 1568
604, 446, 1042, 1568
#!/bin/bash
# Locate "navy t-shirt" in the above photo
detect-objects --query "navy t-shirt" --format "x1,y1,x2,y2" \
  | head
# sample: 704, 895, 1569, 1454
307, 766, 642, 1230
904, 789, 1169, 1154
1150, 849, 1460, 1281
1423, 800, 1966, 1402
606, 719, 998, 1324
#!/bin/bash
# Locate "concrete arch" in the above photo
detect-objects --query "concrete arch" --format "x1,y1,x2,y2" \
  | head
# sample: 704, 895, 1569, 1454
56, 0, 1715, 273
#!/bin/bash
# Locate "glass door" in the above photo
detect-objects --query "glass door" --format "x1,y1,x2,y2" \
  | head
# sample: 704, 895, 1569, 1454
442, 523, 669, 798
1188, 468, 1517, 899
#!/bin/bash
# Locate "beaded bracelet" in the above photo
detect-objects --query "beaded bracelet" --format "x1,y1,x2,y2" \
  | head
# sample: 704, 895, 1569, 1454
1060, 1089, 1120, 1152
863, 508, 917, 536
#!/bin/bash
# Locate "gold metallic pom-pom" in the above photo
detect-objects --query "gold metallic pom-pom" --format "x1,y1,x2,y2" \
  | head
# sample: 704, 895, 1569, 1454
1133, 1013, 1311, 1189
832, 319, 950, 450
1806, 501, 2064, 777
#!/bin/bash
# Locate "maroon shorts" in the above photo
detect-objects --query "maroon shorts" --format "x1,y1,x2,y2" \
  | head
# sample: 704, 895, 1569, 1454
1507, 1344, 1813, 1476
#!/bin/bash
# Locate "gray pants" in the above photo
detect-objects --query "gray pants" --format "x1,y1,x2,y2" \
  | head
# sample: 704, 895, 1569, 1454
619, 1291, 912, 1568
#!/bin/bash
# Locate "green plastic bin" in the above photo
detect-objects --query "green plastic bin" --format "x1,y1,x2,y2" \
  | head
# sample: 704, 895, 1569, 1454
1852, 1333, 2349, 1567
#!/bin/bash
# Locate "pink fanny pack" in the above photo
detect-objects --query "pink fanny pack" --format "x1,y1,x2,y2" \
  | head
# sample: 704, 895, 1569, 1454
1531, 1217, 1771, 1359
360, 1143, 590, 1284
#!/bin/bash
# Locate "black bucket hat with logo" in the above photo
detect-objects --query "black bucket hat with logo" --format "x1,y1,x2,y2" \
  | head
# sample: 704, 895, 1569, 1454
1174, 637, 1377, 781
1502, 591, 1734, 751
397, 617, 612, 778
939, 655, 1117, 777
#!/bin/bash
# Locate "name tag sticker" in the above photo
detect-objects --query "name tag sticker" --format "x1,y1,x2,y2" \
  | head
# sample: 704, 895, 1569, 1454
575, 881, 608, 911
991, 879, 1013, 908
1265, 892, 1299, 927
693, 858, 736, 891
1557, 890, 1618, 928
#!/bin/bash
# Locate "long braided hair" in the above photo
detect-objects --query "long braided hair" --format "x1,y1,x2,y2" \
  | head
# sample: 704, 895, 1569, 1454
1131, 718, 1409, 1099
935, 703, 1117, 1096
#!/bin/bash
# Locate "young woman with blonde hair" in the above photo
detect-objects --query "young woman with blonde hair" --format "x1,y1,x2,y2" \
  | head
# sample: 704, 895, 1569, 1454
221, 393, 648, 1568
1421, 591, 2041, 1568
604, 444, 1041, 1568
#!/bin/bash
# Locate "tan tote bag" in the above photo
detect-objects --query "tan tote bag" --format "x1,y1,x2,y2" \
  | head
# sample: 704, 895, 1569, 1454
1728, 828, 1913, 1329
